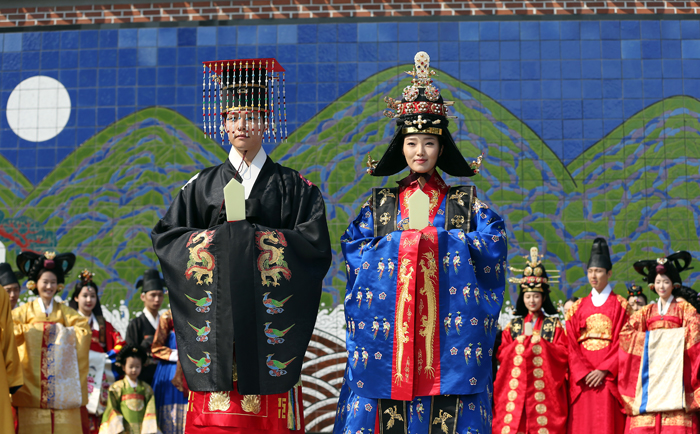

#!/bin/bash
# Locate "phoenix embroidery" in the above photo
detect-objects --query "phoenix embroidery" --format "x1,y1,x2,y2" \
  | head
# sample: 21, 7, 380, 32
255, 231, 292, 287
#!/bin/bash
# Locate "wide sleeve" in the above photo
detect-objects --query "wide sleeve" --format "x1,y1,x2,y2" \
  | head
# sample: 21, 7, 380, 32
105, 321, 125, 355
140, 384, 158, 434
60, 305, 92, 405
565, 302, 595, 392
682, 303, 700, 412
152, 173, 332, 395
596, 296, 629, 376
99, 382, 125, 434
0, 290, 22, 394
617, 307, 649, 414
540, 321, 569, 388
151, 311, 174, 362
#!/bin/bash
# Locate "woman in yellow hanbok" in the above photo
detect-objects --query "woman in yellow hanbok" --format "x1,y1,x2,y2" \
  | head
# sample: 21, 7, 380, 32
12, 251, 91, 434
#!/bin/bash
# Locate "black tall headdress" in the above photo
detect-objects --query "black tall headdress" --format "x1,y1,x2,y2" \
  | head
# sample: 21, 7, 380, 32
369, 51, 482, 177
509, 247, 560, 316
633, 251, 693, 293
136, 269, 166, 294
16, 251, 76, 293
0, 262, 20, 287
627, 284, 645, 298
587, 237, 613, 271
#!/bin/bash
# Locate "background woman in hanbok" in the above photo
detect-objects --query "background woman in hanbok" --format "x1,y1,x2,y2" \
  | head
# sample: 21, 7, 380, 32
493, 247, 568, 434
12, 251, 91, 434
151, 309, 187, 434
619, 251, 700, 433
69, 269, 125, 433
333, 51, 507, 434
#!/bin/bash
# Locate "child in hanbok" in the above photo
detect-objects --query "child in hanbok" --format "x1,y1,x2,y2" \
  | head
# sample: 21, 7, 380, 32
100, 345, 158, 434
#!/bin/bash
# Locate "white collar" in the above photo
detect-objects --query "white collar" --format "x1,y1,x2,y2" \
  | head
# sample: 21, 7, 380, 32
591, 284, 613, 307
79, 311, 100, 331
658, 295, 674, 316
228, 146, 267, 199
38, 298, 54, 315
142, 308, 160, 331
126, 377, 138, 389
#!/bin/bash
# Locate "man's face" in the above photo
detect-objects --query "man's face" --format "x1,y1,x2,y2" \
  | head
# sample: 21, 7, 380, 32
226, 110, 264, 157
140, 290, 164, 313
587, 267, 612, 292
4, 283, 19, 309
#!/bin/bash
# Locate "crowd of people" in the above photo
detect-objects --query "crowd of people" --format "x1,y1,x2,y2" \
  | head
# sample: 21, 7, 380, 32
0, 252, 187, 434
0, 49, 698, 434
494, 241, 700, 434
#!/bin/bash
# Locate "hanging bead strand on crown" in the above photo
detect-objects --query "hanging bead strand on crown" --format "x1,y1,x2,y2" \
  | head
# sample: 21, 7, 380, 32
202, 64, 207, 138
271, 60, 276, 143
282, 71, 287, 142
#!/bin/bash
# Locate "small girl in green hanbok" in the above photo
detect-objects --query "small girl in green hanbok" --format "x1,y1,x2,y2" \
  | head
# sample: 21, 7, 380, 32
99, 345, 159, 434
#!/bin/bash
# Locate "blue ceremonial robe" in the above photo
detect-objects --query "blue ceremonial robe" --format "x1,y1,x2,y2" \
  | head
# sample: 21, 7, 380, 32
333, 172, 507, 434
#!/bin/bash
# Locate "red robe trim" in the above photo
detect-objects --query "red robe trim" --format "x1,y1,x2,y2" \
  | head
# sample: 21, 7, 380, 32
493, 312, 568, 434
618, 300, 700, 433
565, 292, 629, 433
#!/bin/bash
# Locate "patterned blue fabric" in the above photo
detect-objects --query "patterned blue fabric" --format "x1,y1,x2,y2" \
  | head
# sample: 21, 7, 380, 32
153, 331, 188, 434
334, 182, 506, 434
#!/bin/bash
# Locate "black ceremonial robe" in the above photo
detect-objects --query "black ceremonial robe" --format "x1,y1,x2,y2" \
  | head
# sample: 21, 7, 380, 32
151, 156, 332, 395
125, 314, 158, 385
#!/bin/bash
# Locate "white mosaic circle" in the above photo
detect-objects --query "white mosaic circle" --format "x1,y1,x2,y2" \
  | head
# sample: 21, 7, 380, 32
6, 75, 71, 142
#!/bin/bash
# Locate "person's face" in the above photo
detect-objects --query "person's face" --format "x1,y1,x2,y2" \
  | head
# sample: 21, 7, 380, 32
123, 356, 142, 381
654, 274, 674, 301
37, 271, 58, 303
75, 285, 97, 316
628, 295, 647, 312
587, 267, 611, 292
4, 283, 19, 309
226, 110, 264, 156
403, 134, 441, 175
563, 300, 574, 314
141, 290, 164, 313
523, 291, 543, 314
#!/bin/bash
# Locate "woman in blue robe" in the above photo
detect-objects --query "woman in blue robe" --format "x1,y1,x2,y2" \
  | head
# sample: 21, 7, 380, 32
333, 51, 508, 434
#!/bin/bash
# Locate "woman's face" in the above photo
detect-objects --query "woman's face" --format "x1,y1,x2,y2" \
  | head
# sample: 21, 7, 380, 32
37, 271, 58, 303
75, 285, 97, 316
654, 274, 674, 301
403, 134, 441, 174
523, 291, 543, 314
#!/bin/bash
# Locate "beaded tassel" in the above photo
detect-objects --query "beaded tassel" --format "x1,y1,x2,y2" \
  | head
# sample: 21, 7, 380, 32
277, 69, 281, 143
202, 64, 207, 138
271, 60, 276, 142
283, 71, 287, 142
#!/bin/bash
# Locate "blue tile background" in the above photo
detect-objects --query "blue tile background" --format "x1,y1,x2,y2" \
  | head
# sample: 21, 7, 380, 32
1, 20, 700, 184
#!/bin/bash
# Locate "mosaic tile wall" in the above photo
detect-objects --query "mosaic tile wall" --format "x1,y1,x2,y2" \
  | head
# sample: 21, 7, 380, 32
2, 19, 700, 430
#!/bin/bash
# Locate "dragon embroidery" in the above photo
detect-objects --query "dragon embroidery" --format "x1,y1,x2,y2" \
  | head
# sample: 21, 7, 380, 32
418, 251, 438, 378
394, 257, 413, 385
256, 231, 292, 287
186, 230, 216, 285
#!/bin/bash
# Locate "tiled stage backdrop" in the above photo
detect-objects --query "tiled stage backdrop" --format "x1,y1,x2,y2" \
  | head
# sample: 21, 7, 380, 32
2, 17, 700, 431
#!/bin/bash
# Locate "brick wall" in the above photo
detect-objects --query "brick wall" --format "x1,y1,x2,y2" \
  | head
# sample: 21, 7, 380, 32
0, 0, 698, 28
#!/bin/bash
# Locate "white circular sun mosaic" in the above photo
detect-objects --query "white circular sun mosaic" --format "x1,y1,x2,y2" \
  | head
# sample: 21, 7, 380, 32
6, 75, 71, 143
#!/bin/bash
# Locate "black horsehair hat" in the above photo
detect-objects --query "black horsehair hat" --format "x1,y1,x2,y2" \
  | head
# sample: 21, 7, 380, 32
509, 246, 560, 316
367, 51, 483, 178
137, 269, 166, 294
0, 262, 20, 287
587, 237, 613, 271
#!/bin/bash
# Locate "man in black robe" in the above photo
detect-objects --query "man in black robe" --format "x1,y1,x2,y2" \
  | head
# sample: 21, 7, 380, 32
151, 59, 331, 433
125, 269, 165, 385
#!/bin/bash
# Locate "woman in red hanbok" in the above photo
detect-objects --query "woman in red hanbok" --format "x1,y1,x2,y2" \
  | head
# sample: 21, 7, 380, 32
69, 270, 125, 434
493, 247, 568, 434
619, 251, 700, 433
